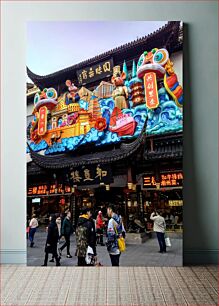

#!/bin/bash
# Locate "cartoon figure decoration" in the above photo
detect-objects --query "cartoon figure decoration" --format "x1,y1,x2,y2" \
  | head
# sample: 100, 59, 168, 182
137, 48, 183, 108
111, 66, 129, 110
65, 80, 80, 104
30, 88, 58, 140
33, 88, 58, 111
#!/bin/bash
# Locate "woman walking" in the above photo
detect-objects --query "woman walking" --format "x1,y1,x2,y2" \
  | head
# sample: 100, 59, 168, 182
42, 214, 60, 266
29, 214, 38, 247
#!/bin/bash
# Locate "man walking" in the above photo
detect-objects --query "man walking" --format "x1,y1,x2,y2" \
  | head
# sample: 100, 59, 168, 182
150, 210, 166, 253
75, 207, 97, 266
106, 204, 122, 266
59, 211, 74, 258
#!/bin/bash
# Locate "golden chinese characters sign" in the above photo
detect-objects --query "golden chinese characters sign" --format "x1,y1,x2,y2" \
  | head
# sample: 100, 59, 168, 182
76, 59, 114, 85
143, 172, 183, 188
168, 200, 183, 206
38, 106, 47, 136
143, 72, 159, 109
70, 164, 112, 186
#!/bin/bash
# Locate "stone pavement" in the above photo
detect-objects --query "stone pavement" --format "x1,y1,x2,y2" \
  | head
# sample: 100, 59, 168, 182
27, 228, 182, 266
1, 265, 217, 305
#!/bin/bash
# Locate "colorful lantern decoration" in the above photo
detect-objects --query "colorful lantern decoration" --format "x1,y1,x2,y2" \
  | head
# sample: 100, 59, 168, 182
88, 95, 101, 119
129, 60, 145, 106
137, 48, 183, 108
28, 47, 183, 154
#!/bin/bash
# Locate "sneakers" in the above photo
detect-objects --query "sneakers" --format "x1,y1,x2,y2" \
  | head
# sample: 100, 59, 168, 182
66, 254, 72, 258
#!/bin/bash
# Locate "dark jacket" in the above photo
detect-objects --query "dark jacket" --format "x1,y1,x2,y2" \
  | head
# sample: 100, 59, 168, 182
77, 215, 97, 256
45, 218, 59, 253
61, 217, 74, 236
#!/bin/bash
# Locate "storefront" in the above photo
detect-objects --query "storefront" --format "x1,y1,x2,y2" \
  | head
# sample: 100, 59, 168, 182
26, 21, 183, 234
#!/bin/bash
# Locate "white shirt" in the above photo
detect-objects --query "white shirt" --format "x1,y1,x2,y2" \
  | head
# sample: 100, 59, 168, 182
150, 213, 166, 233
29, 218, 38, 229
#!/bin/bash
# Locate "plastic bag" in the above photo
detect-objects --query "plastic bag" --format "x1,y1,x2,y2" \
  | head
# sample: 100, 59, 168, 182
165, 237, 171, 247
85, 246, 94, 264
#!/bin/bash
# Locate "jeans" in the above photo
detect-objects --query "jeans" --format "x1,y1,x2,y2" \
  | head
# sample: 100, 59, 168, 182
60, 235, 71, 255
78, 257, 86, 266
110, 254, 120, 266
29, 228, 36, 243
156, 232, 166, 252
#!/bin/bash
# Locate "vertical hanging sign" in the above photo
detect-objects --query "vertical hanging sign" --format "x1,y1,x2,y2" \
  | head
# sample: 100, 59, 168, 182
143, 72, 159, 109
38, 106, 48, 136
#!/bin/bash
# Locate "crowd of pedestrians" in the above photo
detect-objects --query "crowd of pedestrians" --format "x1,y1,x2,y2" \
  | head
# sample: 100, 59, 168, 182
27, 205, 172, 266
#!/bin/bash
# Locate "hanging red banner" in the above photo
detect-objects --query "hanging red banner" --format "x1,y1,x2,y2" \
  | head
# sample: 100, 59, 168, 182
38, 106, 47, 136
143, 72, 159, 109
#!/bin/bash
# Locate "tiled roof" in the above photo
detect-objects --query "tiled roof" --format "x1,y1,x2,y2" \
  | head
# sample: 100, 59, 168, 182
145, 133, 183, 160
27, 21, 182, 88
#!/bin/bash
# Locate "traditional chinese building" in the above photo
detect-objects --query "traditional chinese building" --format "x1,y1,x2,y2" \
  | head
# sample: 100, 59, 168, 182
26, 21, 183, 233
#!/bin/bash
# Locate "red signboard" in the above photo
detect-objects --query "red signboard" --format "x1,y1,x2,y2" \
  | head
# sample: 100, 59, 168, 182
38, 106, 47, 136
27, 184, 71, 195
143, 72, 159, 109
143, 172, 183, 188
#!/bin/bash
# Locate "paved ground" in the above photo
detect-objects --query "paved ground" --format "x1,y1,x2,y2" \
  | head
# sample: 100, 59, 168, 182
27, 228, 182, 266
1, 265, 217, 305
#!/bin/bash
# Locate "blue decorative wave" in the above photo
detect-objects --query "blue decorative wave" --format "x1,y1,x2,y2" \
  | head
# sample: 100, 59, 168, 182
28, 87, 183, 154
26, 140, 48, 153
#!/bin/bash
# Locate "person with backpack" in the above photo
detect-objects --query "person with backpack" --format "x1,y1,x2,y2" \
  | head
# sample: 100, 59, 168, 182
106, 204, 123, 266
75, 207, 97, 266
41, 214, 60, 266
58, 211, 74, 258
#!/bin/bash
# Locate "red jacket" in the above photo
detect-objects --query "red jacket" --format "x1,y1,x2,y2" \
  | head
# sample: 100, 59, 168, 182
96, 214, 105, 229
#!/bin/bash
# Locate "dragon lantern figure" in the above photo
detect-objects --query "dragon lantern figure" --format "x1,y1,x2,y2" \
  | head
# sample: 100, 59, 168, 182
137, 48, 183, 108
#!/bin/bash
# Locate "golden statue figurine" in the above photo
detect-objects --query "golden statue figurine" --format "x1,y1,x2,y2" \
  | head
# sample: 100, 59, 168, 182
111, 72, 129, 110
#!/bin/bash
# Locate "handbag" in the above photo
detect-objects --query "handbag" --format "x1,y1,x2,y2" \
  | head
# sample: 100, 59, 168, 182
114, 224, 126, 253
165, 236, 171, 247
85, 246, 94, 265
